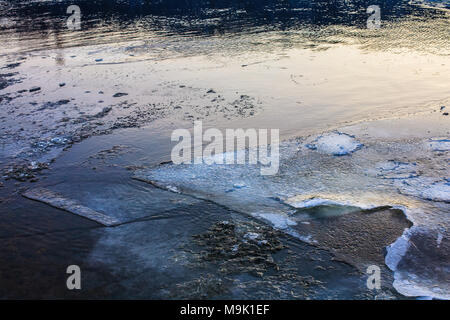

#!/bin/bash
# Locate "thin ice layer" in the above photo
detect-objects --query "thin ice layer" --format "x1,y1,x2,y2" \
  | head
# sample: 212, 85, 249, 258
23, 181, 201, 226
23, 188, 120, 226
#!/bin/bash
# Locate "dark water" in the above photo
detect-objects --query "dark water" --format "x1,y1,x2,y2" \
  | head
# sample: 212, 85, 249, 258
0, 0, 448, 54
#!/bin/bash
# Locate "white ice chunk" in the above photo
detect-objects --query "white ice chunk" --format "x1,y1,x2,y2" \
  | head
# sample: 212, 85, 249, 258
166, 185, 180, 193
244, 232, 260, 241
252, 212, 297, 229
286, 197, 342, 208
306, 132, 362, 156
436, 233, 443, 248
386, 233, 411, 271
23, 188, 120, 226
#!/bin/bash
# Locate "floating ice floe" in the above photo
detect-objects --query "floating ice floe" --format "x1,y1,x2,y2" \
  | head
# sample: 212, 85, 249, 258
23, 182, 201, 227
305, 132, 363, 156
386, 226, 450, 300
23, 188, 120, 226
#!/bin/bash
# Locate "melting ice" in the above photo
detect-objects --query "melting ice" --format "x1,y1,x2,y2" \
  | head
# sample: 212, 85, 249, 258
134, 130, 450, 299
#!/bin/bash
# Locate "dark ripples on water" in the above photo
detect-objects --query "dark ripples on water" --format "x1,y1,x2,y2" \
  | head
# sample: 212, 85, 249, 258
0, 0, 448, 53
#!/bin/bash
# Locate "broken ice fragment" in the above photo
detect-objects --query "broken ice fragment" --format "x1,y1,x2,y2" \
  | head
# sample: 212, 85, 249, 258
305, 132, 362, 156
244, 232, 260, 241
386, 227, 450, 300
252, 212, 297, 230
29, 161, 39, 170
23, 188, 120, 226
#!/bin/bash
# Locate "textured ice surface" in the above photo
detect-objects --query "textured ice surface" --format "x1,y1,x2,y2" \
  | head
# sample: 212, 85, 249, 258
135, 131, 449, 299
427, 137, 450, 152
400, 178, 450, 203
373, 161, 419, 180
23, 181, 200, 226
420, 181, 450, 203
386, 227, 450, 299
23, 188, 120, 226
305, 132, 363, 156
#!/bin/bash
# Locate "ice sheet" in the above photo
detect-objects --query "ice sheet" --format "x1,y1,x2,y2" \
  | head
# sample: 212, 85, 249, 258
134, 131, 450, 299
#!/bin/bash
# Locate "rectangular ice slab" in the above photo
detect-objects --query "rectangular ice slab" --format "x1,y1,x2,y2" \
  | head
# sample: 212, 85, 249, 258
23, 188, 120, 227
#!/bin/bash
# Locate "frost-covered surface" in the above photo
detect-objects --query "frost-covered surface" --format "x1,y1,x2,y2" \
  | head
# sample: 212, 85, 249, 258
134, 130, 450, 299
305, 132, 363, 156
